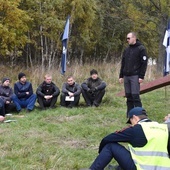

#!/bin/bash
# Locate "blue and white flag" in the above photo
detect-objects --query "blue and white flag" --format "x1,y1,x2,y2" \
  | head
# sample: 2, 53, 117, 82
61, 16, 70, 75
163, 19, 170, 76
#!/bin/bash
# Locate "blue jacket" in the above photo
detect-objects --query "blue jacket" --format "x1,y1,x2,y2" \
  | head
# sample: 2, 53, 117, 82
14, 81, 33, 99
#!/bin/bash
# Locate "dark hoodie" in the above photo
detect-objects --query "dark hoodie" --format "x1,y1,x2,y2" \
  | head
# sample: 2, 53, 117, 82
119, 40, 148, 79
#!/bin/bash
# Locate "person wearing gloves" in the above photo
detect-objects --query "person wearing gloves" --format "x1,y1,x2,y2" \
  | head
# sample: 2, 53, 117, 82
81, 69, 106, 107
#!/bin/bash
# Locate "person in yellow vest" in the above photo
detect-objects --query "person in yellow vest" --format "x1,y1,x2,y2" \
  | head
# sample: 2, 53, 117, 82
85, 107, 170, 170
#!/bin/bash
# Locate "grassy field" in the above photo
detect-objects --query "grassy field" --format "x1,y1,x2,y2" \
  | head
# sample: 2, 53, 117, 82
0, 63, 170, 170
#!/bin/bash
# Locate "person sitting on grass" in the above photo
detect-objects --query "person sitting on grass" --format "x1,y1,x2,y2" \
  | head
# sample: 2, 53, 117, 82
83, 107, 170, 170
0, 77, 16, 117
36, 74, 60, 110
60, 76, 81, 108
81, 69, 106, 107
12, 73, 37, 113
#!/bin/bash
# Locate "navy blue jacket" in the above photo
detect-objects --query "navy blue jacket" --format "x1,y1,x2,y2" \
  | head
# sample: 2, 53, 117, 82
14, 81, 33, 99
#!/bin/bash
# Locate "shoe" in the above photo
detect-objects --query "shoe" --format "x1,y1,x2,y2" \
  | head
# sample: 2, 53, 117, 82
26, 109, 32, 113
93, 102, 99, 107
17, 109, 21, 113
106, 164, 123, 170
67, 104, 73, 108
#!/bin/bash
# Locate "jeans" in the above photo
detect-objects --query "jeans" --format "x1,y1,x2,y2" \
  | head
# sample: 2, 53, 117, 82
12, 94, 37, 111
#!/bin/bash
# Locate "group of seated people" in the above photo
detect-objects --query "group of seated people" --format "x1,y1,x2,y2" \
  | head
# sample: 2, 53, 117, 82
0, 69, 106, 121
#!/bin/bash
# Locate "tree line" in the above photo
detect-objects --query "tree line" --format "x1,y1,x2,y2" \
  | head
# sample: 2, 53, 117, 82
0, 0, 169, 72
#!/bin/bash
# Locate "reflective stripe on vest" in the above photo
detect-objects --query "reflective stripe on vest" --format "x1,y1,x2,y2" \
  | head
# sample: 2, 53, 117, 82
129, 122, 170, 170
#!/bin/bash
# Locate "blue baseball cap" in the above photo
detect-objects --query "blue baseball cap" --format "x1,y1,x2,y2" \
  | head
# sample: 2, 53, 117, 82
126, 107, 147, 124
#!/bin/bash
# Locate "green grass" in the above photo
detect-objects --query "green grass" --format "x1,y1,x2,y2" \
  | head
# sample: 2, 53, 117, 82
0, 63, 170, 169
1, 86, 170, 170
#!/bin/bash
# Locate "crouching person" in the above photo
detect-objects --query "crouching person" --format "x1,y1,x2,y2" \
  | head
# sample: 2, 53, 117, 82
60, 76, 81, 108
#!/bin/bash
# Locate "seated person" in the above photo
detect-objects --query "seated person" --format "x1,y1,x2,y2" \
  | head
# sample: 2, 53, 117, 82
81, 69, 106, 107
0, 78, 16, 116
12, 73, 37, 112
85, 107, 170, 170
60, 76, 81, 108
36, 74, 60, 110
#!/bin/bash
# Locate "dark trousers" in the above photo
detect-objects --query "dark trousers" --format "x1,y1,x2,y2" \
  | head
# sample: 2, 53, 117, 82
37, 95, 58, 109
81, 89, 105, 106
0, 98, 5, 116
60, 93, 80, 107
0, 98, 16, 116
12, 94, 37, 111
90, 143, 136, 170
124, 75, 142, 116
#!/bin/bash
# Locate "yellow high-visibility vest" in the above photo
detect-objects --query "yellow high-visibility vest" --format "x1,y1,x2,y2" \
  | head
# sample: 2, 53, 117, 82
129, 122, 170, 170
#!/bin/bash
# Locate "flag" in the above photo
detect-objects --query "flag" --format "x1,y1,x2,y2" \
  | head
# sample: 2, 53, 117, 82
163, 19, 170, 76
61, 16, 70, 75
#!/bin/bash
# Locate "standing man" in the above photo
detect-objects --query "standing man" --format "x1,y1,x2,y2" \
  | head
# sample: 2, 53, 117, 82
60, 76, 81, 108
0, 77, 16, 116
36, 74, 60, 110
119, 32, 148, 116
81, 69, 106, 107
12, 73, 37, 112
87, 107, 170, 170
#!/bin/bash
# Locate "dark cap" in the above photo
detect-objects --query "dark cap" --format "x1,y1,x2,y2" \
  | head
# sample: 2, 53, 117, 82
126, 107, 147, 124
18, 72, 26, 80
90, 69, 98, 75
2, 77, 10, 84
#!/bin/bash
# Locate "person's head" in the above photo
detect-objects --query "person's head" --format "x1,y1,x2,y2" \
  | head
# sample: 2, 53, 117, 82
67, 76, 75, 85
90, 69, 98, 80
44, 74, 52, 84
18, 72, 26, 83
126, 32, 137, 45
2, 77, 10, 87
127, 107, 148, 126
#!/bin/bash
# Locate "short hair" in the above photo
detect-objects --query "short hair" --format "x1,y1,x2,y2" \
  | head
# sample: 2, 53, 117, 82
67, 75, 73, 79
90, 69, 98, 75
129, 32, 137, 38
137, 115, 147, 120
44, 74, 52, 79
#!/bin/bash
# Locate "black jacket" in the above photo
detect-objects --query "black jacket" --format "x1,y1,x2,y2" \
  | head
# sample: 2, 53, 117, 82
0, 85, 13, 102
81, 77, 106, 91
36, 81, 60, 97
119, 40, 148, 79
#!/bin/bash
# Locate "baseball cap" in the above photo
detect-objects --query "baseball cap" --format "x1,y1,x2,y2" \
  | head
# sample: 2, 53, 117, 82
126, 107, 147, 124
